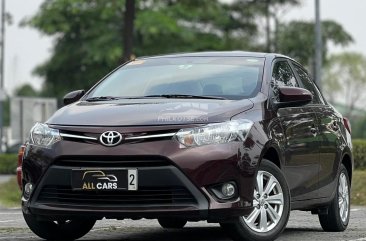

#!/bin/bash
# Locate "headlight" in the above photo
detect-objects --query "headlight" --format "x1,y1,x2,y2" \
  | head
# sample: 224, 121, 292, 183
175, 119, 253, 147
30, 123, 61, 148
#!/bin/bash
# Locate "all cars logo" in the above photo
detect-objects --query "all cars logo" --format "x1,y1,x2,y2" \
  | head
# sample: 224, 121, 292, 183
82, 170, 118, 190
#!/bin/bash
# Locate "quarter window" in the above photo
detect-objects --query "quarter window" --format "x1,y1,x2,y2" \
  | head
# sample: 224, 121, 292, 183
292, 64, 324, 104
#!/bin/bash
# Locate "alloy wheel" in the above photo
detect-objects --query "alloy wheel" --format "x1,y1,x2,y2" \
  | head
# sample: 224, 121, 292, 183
338, 172, 350, 223
243, 170, 284, 233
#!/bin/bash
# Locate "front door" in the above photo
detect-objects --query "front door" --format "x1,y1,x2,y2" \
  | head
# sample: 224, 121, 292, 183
290, 62, 342, 199
271, 59, 320, 201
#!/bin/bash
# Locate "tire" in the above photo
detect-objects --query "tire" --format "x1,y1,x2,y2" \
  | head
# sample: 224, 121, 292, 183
23, 213, 96, 240
318, 164, 350, 232
220, 159, 290, 241
158, 218, 187, 229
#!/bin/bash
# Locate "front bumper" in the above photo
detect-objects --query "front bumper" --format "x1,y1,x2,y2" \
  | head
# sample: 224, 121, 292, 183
22, 125, 260, 222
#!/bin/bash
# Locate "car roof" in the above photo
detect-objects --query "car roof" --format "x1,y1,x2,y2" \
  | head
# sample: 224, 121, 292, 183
138, 51, 289, 60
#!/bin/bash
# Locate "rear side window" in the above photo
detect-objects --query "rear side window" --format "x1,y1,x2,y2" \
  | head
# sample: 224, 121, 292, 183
271, 61, 298, 101
292, 64, 324, 104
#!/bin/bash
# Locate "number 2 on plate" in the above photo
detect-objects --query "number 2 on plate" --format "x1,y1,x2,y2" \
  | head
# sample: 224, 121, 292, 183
128, 169, 138, 191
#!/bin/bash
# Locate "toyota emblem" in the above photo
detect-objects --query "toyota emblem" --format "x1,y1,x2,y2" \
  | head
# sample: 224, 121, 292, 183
100, 131, 123, 147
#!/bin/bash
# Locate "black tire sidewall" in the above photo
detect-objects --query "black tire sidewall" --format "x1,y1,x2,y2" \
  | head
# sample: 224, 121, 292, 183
158, 218, 187, 229
23, 213, 96, 240
318, 164, 351, 232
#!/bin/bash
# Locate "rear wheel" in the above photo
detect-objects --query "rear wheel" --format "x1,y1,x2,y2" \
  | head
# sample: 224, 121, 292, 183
318, 164, 350, 232
158, 218, 187, 229
23, 213, 96, 240
220, 159, 290, 241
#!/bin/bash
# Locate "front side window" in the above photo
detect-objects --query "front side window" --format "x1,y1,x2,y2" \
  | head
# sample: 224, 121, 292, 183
88, 56, 265, 100
292, 64, 324, 104
271, 61, 298, 101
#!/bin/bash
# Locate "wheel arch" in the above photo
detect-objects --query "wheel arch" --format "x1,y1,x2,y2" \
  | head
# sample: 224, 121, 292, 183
260, 142, 283, 170
341, 152, 353, 184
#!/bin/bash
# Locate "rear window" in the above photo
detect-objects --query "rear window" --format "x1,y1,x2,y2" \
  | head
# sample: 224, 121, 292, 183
89, 56, 265, 100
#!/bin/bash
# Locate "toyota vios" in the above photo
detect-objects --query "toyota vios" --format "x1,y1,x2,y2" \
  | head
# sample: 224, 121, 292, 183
19, 52, 353, 241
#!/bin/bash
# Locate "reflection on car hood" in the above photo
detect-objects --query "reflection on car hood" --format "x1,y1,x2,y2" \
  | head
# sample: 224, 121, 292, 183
47, 99, 254, 126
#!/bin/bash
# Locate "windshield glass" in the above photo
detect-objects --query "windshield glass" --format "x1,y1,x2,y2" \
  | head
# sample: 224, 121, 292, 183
88, 56, 265, 100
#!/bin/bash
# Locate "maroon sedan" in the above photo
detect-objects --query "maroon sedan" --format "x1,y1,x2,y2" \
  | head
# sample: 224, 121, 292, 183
18, 52, 353, 241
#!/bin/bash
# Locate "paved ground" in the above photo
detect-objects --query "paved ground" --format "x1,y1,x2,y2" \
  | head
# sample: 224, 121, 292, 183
0, 207, 365, 241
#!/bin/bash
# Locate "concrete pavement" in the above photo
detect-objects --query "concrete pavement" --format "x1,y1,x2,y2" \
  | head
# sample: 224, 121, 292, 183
0, 175, 14, 184
0, 207, 366, 240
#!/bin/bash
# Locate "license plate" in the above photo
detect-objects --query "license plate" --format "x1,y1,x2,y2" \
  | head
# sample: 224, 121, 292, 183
71, 168, 138, 191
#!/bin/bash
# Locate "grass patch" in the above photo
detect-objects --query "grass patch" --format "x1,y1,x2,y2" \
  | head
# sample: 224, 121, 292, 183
351, 170, 366, 206
0, 177, 21, 208
0, 154, 18, 174
0, 227, 28, 234
353, 139, 366, 170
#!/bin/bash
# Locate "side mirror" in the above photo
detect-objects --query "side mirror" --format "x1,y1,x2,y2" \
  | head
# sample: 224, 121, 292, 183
274, 86, 313, 108
63, 90, 85, 106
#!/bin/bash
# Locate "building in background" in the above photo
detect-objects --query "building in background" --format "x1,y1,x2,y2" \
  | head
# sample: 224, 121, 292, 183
9, 97, 57, 147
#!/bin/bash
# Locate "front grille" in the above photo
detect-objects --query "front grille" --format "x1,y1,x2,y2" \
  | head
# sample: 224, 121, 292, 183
54, 156, 171, 168
59, 128, 179, 144
37, 185, 197, 207
54, 159, 169, 168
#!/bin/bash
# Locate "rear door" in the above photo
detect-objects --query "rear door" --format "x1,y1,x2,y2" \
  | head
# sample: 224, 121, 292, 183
271, 59, 319, 201
291, 62, 342, 199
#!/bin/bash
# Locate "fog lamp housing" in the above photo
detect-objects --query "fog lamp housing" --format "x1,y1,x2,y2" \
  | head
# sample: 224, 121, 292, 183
222, 183, 236, 198
209, 181, 238, 201
23, 183, 33, 200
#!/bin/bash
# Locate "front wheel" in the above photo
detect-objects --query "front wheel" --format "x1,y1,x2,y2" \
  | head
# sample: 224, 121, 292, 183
318, 164, 351, 232
23, 213, 96, 240
220, 159, 290, 241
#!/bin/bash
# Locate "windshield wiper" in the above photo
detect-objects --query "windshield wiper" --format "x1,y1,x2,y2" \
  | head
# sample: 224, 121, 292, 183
85, 94, 227, 101
85, 96, 121, 102
143, 94, 227, 100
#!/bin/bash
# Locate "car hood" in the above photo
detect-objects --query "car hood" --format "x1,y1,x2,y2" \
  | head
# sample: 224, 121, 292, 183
47, 99, 254, 126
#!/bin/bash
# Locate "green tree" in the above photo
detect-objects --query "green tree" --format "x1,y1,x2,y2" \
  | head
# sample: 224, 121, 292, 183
123, 0, 135, 62
24, 0, 352, 99
323, 52, 366, 117
25, 1, 126, 99
14, 84, 39, 97
276, 20, 353, 67
352, 115, 366, 139
248, 0, 301, 52
24, 0, 262, 99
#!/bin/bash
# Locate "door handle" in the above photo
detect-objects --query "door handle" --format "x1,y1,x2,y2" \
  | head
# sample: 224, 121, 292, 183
332, 121, 339, 131
310, 124, 317, 136
310, 127, 317, 134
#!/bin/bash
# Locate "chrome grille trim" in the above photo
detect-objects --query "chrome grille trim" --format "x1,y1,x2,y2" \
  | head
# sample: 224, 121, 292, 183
60, 132, 176, 141
60, 133, 98, 141
125, 133, 176, 140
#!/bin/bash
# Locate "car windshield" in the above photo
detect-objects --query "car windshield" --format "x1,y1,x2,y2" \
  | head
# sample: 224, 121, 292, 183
87, 56, 265, 100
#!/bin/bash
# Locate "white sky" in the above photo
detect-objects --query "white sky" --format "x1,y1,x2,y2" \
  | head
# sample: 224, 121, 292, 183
5, 0, 52, 94
4, 0, 366, 95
